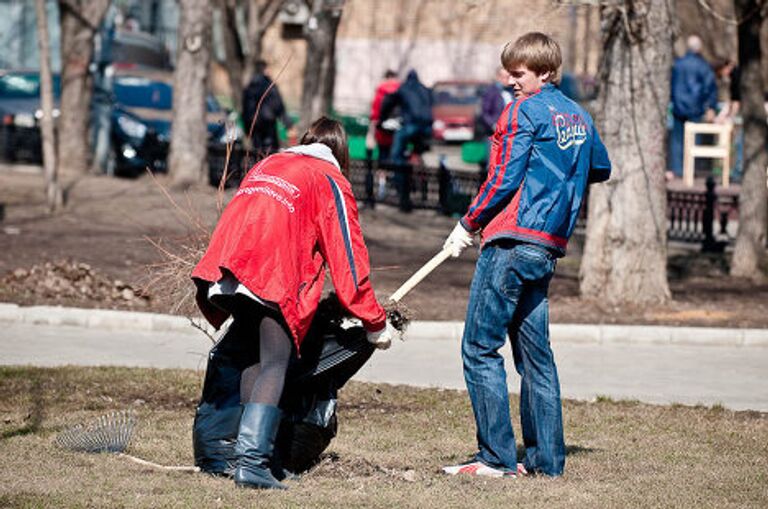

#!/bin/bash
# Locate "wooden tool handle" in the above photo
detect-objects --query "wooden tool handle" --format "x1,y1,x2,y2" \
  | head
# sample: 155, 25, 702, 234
118, 453, 200, 473
389, 247, 453, 303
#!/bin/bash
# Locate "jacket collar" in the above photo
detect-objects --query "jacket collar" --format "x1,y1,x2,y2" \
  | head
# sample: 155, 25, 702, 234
282, 143, 340, 169
540, 83, 556, 93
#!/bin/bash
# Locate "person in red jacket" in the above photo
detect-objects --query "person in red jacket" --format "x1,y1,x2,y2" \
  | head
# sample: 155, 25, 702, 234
366, 69, 400, 161
192, 117, 399, 490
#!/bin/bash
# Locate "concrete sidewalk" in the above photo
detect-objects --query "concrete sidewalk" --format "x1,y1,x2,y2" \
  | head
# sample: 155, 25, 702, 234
1, 304, 767, 411
2, 303, 767, 347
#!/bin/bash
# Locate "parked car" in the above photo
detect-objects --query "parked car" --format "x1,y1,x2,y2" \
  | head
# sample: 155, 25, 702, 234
431, 80, 490, 143
0, 69, 60, 163
0, 67, 234, 177
103, 68, 232, 177
101, 29, 172, 71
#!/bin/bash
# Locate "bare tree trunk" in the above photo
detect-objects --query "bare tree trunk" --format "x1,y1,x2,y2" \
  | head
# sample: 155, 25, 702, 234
298, 0, 344, 133
393, 0, 427, 75
168, 0, 213, 188
219, 0, 245, 112
580, 0, 674, 305
243, 0, 285, 86
35, 0, 62, 212
56, 0, 110, 176
582, 5, 593, 75
566, 5, 578, 72
730, 0, 767, 279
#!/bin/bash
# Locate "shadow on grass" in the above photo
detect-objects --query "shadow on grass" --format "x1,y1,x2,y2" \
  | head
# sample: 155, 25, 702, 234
0, 374, 44, 441
516, 444, 596, 459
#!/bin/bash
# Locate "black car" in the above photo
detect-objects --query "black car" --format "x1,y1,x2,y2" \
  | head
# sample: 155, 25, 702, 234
0, 69, 60, 163
101, 69, 233, 177
0, 68, 237, 177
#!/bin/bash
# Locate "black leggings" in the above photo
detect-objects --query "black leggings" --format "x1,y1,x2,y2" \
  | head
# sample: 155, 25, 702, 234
211, 294, 292, 406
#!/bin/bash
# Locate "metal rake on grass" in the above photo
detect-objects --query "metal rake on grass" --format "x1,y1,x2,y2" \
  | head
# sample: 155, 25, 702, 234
55, 410, 199, 473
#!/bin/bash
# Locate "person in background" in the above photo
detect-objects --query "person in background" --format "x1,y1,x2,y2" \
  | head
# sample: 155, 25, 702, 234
366, 69, 400, 162
713, 59, 741, 122
713, 58, 743, 181
477, 66, 513, 179
479, 67, 513, 137
242, 59, 295, 158
192, 117, 399, 490
668, 35, 718, 180
441, 32, 611, 479
381, 69, 433, 165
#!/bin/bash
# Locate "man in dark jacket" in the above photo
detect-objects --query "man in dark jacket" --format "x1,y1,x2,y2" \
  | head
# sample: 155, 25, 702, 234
669, 35, 718, 178
382, 70, 433, 164
242, 60, 294, 157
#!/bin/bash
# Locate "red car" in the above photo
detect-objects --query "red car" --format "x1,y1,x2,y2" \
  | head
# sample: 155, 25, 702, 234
431, 80, 490, 142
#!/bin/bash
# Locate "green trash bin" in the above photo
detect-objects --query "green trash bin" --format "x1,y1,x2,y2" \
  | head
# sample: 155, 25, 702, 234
349, 135, 377, 161
461, 141, 487, 165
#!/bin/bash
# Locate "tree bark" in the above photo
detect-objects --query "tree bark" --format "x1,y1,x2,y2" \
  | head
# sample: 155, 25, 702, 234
582, 5, 593, 75
243, 0, 285, 86
730, 0, 768, 279
298, 0, 344, 133
580, 0, 674, 305
219, 0, 245, 112
168, 0, 213, 188
35, 0, 62, 212
56, 0, 110, 176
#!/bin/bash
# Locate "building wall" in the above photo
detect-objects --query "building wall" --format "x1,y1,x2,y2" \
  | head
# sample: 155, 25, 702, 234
260, 0, 601, 114
5, 0, 750, 118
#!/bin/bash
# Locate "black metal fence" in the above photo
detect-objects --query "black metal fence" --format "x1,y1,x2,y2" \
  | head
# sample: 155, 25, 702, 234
667, 178, 739, 250
208, 153, 740, 249
347, 160, 740, 249
347, 159, 481, 215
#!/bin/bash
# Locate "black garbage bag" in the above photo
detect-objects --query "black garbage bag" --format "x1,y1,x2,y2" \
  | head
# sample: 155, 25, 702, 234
276, 323, 374, 473
192, 294, 375, 476
192, 319, 258, 476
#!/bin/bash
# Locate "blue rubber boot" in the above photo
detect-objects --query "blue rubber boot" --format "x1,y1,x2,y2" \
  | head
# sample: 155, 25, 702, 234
234, 403, 287, 490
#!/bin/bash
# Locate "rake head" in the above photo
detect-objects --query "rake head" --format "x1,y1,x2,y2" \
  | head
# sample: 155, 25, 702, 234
55, 411, 136, 454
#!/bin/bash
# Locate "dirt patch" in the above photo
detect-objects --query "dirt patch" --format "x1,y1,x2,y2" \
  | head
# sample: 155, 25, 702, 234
1, 167, 767, 328
307, 452, 420, 482
644, 309, 735, 322
0, 260, 150, 309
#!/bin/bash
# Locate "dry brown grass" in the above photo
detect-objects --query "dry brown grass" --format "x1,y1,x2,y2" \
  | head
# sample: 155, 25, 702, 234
140, 171, 214, 318
1, 366, 767, 508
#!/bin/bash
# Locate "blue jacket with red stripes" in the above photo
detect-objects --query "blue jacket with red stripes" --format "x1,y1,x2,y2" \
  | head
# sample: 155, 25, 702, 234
461, 83, 611, 256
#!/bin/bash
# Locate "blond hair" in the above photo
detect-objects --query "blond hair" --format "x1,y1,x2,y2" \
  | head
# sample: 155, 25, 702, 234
501, 32, 562, 85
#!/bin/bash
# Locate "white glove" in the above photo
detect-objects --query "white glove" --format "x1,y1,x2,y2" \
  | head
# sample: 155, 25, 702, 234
366, 321, 401, 350
443, 222, 474, 258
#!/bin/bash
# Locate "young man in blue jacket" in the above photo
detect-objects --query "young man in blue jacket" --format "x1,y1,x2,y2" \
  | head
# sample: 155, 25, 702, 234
442, 32, 611, 478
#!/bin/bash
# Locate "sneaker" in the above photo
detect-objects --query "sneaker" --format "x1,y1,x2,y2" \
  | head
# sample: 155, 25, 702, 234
442, 460, 516, 478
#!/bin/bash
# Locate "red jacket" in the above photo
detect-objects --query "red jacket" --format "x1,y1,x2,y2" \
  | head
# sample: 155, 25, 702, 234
370, 79, 400, 146
192, 146, 386, 349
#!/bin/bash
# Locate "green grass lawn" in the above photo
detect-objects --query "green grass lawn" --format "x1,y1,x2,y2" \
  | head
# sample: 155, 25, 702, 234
1, 366, 766, 508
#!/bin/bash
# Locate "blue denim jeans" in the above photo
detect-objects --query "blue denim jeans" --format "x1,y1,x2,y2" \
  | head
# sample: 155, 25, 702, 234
462, 241, 565, 476
390, 123, 431, 165
669, 114, 705, 176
